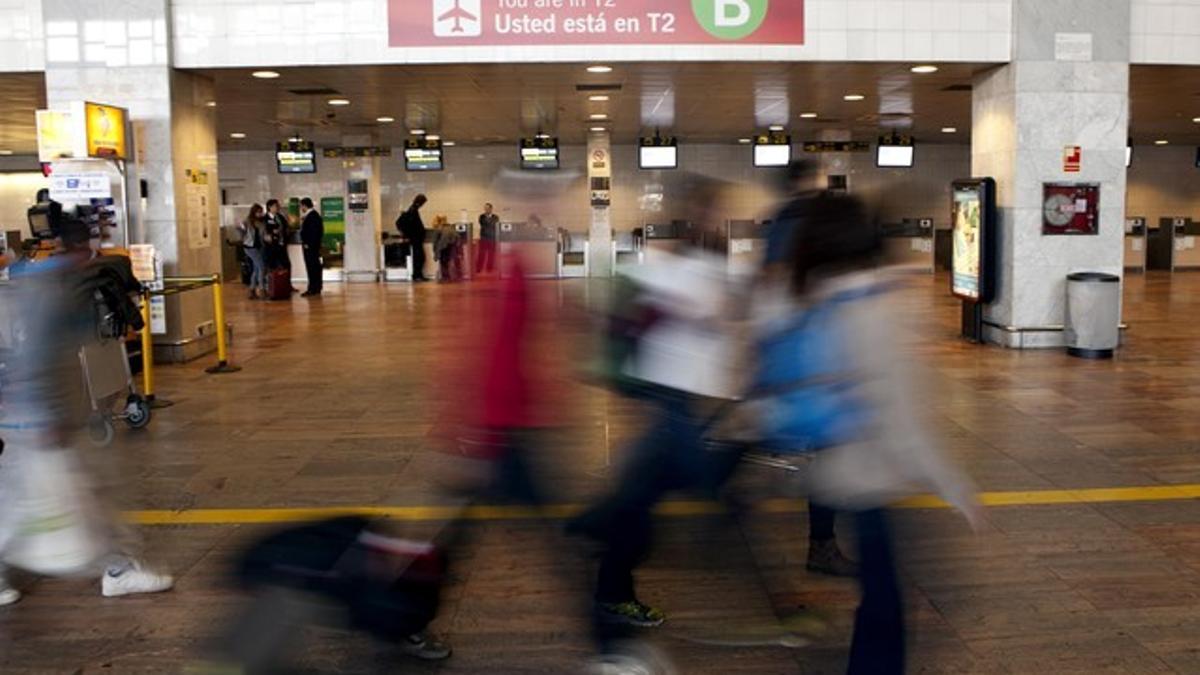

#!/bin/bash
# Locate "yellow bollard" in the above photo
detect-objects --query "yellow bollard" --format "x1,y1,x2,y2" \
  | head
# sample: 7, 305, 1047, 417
140, 291, 154, 399
204, 274, 241, 374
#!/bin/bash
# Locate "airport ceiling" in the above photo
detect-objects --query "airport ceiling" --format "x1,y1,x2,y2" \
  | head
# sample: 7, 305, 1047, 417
0, 64, 1199, 155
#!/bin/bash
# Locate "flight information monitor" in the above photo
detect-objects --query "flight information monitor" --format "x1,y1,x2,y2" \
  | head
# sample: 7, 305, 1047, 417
276, 141, 316, 174
753, 133, 791, 167
639, 136, 678, 169
405, 138, 444, 172
520, 137, 559, 170
877, 144, 915, 168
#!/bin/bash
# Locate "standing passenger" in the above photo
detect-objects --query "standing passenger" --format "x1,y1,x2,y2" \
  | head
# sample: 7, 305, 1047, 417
397, 195, 429, 282
476, 202, 499, 276
299, 198, 323, 297
238, 204, 266, 300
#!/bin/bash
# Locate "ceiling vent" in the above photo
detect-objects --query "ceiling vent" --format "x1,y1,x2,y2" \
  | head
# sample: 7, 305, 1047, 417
576, 84, 623, 92
942, 84, 973, 92
287, 87, 341, 96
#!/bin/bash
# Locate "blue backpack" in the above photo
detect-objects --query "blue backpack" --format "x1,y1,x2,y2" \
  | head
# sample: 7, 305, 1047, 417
751, 287, 883, 454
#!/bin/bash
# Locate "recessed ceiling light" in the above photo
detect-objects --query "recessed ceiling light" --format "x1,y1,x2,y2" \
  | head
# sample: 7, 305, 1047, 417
590, 113, 608, 120
738, 138, 752, 144
205, 100, 217, 108
288, 136, 302, 143
426, 134, 441, 141
0, 150, 13, 156
589, 95, 610, 102
941, 127, 958, 133
1155, 139, 1169, 145
911, 65, 939, 74
328, 98, 350, 106
587, 65, 613, 74
377, 116, 395, 123
535, 132, 551, 139
442, 141, 456, 147
230, 132, 246, 139
844, 94, 866, 101
769, 124, 785, 132
1193, 117, 1200, 123
251, 70, 280, 79
800, 112, 818, 119
590, 126, 607, 132
411, 129, 426, 135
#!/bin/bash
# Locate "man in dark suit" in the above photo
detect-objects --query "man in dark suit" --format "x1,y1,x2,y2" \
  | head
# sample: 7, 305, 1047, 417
299, 197, 324, 297
396, 194, 429, 282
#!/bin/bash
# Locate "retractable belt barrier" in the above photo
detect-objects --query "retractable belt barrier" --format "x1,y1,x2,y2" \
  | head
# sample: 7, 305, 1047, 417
139, 274, 240, 407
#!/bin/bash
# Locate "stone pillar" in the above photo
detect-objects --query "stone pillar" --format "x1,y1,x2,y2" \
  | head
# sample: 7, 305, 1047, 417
41, 0, 221, 361
972, 0, 1130, 348
340, 135, 383, 283
816, 129, 853, 192
587, 130, 613, 278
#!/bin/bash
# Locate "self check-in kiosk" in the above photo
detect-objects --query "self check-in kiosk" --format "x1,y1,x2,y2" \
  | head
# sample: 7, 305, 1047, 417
881, 217, 935, 272
727, 219, 769, 277
1171, 217, 1200, 271
611, 231, 644, 271
1124, 217, 1147, 273
643, 221, 693, 263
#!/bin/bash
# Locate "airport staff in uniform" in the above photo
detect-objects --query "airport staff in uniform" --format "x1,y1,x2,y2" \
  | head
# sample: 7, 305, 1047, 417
476, 202, 499, 275
299, 198, 323, 297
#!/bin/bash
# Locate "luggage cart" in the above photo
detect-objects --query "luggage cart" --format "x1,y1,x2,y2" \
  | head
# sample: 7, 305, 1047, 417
80, 320, 150, 447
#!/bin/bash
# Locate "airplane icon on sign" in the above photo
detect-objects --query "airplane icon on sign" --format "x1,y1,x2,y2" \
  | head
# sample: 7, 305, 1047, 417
433, 0, 482, 37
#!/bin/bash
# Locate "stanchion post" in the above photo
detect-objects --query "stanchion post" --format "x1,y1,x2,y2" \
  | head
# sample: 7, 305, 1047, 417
205, 273, 241, 374
140, 291, 154, 399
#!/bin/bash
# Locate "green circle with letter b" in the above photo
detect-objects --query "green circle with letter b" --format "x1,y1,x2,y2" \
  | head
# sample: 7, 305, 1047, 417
693, 0, 769, 40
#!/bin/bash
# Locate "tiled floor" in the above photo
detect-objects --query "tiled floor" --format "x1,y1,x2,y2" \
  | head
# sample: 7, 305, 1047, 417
3, 271, 1200, 673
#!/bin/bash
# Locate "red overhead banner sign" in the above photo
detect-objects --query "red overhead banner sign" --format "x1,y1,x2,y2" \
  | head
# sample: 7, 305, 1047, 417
390, 0, 805, 47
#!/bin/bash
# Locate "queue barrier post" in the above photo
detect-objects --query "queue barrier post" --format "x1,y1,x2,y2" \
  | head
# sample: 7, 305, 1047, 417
204, 273, 241, 374
139, 291, 174, 409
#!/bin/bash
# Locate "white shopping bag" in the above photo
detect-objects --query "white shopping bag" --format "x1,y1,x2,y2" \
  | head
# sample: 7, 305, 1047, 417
2, 447, 107, 577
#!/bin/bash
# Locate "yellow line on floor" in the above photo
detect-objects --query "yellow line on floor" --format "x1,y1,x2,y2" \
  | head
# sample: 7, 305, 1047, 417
125, 483, 1200, 526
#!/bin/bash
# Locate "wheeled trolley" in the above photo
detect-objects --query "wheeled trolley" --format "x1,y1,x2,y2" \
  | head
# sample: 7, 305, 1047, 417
80, 336, 150, 446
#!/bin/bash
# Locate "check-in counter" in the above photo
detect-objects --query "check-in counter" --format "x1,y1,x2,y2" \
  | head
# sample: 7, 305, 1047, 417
558, 229, 589, 278
880, 218, 935, 272
612, 231, 644, 271
728, 219, 768, 278
643, 221, 692, 263
1172, 217, 1200, 271
498, 222, 558, 278
1124, 217, 1147, 273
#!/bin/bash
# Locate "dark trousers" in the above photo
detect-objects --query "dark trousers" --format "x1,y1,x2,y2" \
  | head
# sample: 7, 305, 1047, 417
810, 502, 837, 542
848, 508, 905, 675
302, 246, 322, 294
573, 391, 706, 605
410, 241, 427, 280
475, 239, 496, 274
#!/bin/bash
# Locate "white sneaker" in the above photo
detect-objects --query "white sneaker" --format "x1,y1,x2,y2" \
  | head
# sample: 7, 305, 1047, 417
0, 581, 19, 607
101, 562, 174, 598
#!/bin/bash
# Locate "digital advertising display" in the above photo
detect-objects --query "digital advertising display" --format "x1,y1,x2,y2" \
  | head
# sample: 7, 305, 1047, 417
83, 102, 128, 159
520, 137, 560, 170
951, 178, 997, 303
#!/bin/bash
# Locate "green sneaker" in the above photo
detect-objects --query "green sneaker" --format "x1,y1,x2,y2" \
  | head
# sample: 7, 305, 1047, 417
597, 600, 666, 627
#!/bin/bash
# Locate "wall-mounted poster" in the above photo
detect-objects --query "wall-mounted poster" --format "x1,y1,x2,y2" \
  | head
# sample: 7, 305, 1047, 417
951, 178, 997, 303
1043, 183, 1100, 235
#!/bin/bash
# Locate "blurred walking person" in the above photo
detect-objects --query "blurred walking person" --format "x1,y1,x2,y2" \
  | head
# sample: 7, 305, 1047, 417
299, 197, 323, 297
0, 205, 173, 606
751, 192, 982, 674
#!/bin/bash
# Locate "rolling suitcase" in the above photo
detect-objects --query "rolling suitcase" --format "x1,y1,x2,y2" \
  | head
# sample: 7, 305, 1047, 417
267, 268, 291, 301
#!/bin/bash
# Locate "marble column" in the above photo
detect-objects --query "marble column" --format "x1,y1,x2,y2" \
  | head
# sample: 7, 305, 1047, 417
41, 0, 221, 361
587, 130, 613, 278
339, 134, 384, 283
972, 0, 1130, 348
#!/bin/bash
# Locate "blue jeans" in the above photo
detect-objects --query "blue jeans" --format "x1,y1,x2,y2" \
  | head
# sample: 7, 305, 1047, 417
245, 248, 265, 291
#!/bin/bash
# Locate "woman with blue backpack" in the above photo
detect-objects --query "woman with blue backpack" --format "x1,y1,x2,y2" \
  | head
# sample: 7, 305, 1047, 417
750, 191, 984, 674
